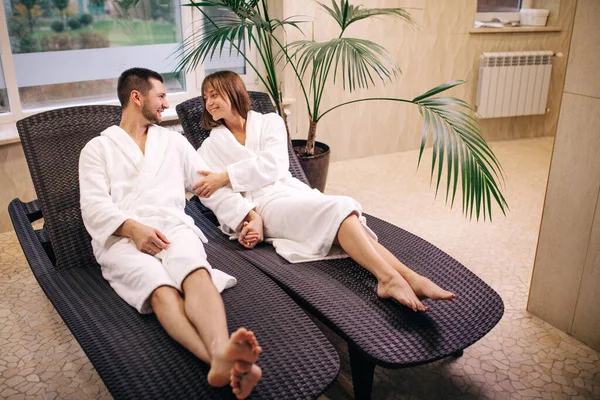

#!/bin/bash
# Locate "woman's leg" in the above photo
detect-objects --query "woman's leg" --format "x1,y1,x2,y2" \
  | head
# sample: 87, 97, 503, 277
336, 214, 427, 311
368, 237, 456, 301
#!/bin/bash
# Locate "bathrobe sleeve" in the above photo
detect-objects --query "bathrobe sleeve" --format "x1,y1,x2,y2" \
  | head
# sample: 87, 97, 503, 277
178, 136, 255, 233
226, 113, 290, 192
79, 138, 131, 249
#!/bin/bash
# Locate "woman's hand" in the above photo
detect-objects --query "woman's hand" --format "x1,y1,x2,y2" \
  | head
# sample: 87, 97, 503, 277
193, 170, 230, 198
238, 211, 264, 249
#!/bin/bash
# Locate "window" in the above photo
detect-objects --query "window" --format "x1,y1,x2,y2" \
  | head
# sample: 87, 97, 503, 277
5, 0, 186, 110
477, 0, 521, 12
0, 0, 256, 127
476, 0, 522, 22
202, 6, 246, 77
0, 55, 9, 114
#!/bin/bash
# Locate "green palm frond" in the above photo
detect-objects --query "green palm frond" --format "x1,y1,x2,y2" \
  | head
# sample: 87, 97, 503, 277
116, 0, 135, 7
413, 81, 508, 220
184, 0, 259, 14
178, 1, 299, 118
287, 38, 400, 93
185, 0, 265, 25
176, 3, 264, 71
314, 80, 508, 219
269, 16, 306, 32
175, 17, 250, 72
318, 0, 414, 32
124, 0, 250, 8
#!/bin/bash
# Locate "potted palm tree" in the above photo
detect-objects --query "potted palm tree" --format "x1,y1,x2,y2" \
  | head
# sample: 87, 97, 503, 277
131, 0, 507, 220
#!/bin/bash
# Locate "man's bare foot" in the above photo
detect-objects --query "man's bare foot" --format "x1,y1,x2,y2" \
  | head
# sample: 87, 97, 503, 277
230, 361, 262, 399
224, 328, 262, 363
377, 275, 428, 312
405, 273, 456, 302
207, 328, 262, 388
207, 352, 234, 387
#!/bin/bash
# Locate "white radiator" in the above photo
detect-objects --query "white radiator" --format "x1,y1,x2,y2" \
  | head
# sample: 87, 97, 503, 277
476, 51, 553, 118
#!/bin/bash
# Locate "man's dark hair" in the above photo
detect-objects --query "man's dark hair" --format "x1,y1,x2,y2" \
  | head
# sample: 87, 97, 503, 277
117, 68, 164, 108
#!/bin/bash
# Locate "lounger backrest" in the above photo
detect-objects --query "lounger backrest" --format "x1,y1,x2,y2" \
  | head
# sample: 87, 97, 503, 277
16, 106, 122, 270
176, 92, 310, 185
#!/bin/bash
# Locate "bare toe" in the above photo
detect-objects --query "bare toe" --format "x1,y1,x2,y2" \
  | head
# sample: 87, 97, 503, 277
377, 276, 427, 312
407, 274, 456, 302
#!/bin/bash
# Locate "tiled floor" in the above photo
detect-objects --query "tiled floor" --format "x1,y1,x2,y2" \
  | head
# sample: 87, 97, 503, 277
1, 136, 600, 399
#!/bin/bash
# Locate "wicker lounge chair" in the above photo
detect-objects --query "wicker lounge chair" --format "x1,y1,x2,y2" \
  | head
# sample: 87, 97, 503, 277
176, 92, 505, 400
8, 105, 340, 399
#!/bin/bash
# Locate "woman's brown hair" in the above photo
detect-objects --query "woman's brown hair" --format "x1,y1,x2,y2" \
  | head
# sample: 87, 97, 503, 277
201, 70, 250, 130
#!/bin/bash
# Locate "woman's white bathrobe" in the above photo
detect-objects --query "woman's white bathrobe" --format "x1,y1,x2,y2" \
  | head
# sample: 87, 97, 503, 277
80, 125, 255, 313
198, 111, 376, 263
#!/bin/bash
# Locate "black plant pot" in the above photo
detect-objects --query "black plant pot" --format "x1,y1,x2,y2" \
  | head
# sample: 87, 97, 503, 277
292, 139, 331, 193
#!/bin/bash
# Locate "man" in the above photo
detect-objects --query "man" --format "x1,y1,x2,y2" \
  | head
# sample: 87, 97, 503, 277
79, 68, 262, 399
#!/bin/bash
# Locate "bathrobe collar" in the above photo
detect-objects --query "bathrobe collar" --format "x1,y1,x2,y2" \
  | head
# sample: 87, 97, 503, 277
209, 111, 262, 163
102, 125, 169, 210
102, 125, 168, 177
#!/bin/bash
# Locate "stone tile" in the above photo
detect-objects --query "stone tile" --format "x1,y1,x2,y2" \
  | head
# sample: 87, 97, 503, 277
2, 137, 600, 399
320, 137, 600, 400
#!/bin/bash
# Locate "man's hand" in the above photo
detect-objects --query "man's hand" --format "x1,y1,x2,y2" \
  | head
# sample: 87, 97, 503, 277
238, 211, 264, 249
115, 219, 170, 256
192, 170, 230, 198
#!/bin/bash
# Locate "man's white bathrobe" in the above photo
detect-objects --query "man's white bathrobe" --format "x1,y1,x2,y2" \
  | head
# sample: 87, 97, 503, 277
79, 125, 255, 313
198, 111, 376, 263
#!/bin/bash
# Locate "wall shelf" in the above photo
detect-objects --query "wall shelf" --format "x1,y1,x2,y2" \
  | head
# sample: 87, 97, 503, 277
470, 26, 562, 34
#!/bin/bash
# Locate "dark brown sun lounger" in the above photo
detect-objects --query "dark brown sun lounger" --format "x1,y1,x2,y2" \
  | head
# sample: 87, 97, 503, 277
9, 105, 340, 399
177, 93, 505, 399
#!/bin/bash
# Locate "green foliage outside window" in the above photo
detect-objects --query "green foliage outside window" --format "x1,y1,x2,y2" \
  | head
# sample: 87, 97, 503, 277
67, 17, 81, 29
50, 19, 64, 32
52, 0, 69, 22
79, 13, 93, 26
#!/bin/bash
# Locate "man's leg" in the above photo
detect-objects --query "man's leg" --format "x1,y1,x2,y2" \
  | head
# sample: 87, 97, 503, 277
151, 285, 210, 362
100, 241, 213, 362
367, 237, 456, 301
181, 269, 262, 395
336, 214, 427, 311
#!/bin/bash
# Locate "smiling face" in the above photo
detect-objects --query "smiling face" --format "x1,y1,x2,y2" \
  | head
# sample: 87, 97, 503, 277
203, 84, 234, 122
140, 78, 169, 124
200, 71, 250, 130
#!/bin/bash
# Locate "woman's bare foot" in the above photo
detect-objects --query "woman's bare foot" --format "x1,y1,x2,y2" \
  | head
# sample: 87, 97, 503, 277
207, 328, 262, 388
405, 273, 456, 302
377, 275, 428, 312
230, 361, 262, 399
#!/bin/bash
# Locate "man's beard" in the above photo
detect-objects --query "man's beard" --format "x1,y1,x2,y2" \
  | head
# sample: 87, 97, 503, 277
142, 103, 161, 124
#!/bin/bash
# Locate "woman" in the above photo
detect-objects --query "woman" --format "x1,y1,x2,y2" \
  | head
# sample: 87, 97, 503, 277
193, 71, 455, 312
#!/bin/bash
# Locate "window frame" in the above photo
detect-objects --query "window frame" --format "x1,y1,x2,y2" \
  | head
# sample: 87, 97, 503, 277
475, 0, 523, 22
0, 0, 259, 128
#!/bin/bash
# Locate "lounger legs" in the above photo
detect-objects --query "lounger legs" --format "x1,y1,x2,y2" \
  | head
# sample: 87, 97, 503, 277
349, 346, 376, 400
453, 349, 464, 357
